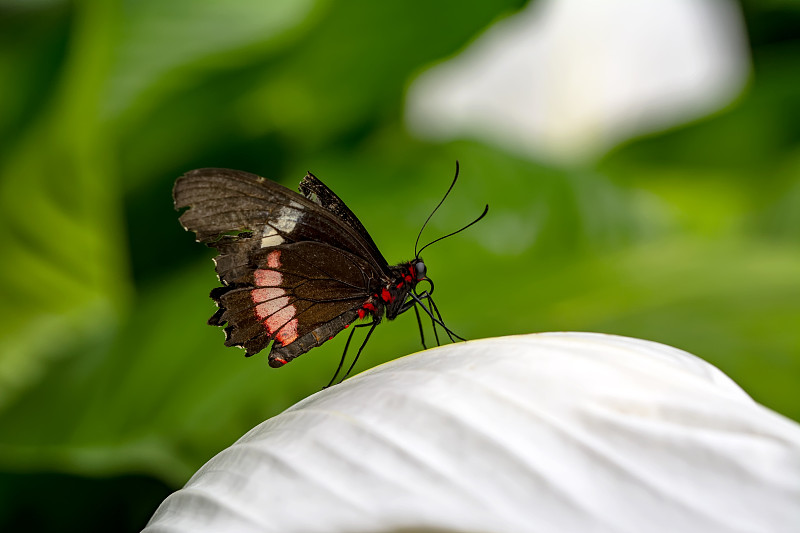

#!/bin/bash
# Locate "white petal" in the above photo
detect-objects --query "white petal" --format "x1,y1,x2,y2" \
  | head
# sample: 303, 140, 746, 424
405, 0, 750, 163
145, 333, 800, 533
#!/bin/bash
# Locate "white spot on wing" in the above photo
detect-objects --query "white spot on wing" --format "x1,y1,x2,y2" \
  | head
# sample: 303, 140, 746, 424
260, 206, 301, 248
273, 206, 302, 232
261, 233, 284, 247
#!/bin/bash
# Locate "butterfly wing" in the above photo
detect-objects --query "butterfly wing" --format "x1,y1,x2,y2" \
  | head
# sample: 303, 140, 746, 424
174, 168, 389, 281
173, 168, 388, 364
207, 242, 376, 366
299, 172, 388, 268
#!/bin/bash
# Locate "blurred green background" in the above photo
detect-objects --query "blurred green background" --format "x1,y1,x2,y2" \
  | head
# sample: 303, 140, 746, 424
0, 0, 798, 531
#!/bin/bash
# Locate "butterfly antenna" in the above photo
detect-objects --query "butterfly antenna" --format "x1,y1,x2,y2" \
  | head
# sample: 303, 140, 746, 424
415, 161, 461, 258
415, 204, 489, 258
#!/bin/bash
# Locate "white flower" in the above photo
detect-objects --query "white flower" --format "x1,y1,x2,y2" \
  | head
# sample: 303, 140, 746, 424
144, 332, 800, 533
406, 0, 750, 163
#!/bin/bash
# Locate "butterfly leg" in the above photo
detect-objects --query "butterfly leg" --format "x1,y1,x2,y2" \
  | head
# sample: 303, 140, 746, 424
325, 322, 373, 389
409, 287, 441, 346
413, 303, 428, 350
427, 295, 457, 343
400, 291, 435, 348
427, 300, 441, 346
337, 321, 379, 385
408, 291, 466, 343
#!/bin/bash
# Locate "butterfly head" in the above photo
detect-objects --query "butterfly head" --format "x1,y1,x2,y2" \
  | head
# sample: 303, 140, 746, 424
412, 258, 427, 282
407, 258, 433, 299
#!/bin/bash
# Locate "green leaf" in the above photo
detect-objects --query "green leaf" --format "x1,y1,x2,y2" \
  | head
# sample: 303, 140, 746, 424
0, 1, 129, 409
106, 0, 320, 121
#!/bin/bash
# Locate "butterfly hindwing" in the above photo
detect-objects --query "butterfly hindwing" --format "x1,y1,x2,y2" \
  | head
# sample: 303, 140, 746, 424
207, 241, 379, 366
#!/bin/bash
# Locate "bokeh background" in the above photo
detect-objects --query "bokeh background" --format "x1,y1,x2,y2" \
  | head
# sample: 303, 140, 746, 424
1, 0, 798, 531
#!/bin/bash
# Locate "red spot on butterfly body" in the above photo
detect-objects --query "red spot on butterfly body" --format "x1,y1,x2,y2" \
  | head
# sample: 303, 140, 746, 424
380, 287, 392, 302
272, 357, 288, 367
358, 301, 377, 320
397, 281, 404, 289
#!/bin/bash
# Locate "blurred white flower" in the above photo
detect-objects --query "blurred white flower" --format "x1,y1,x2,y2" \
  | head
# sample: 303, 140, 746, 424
144, 332, 800, 533
406, 0, 750, 163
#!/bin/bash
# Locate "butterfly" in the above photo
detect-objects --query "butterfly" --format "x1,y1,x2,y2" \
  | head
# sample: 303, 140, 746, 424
173, 162, 487, 385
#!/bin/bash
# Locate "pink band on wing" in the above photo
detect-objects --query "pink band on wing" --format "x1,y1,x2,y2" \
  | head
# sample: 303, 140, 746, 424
252, 287, 285, 304
265, 306, 294, 334
276, 319, 299, 345
255, 296, 289, 320
267, 250, 281, 269
254, 269, 282, 287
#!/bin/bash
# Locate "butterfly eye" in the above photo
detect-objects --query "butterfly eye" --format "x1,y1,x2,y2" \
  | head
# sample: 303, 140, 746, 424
414, 260, 427, 280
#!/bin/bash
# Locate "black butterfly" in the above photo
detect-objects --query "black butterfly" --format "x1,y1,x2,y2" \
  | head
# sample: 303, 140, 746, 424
173, 163, 487, 385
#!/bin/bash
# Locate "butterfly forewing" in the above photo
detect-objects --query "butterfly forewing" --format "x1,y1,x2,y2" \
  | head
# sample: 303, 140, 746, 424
299, 173, 388, 269
174, 168, 389, 275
